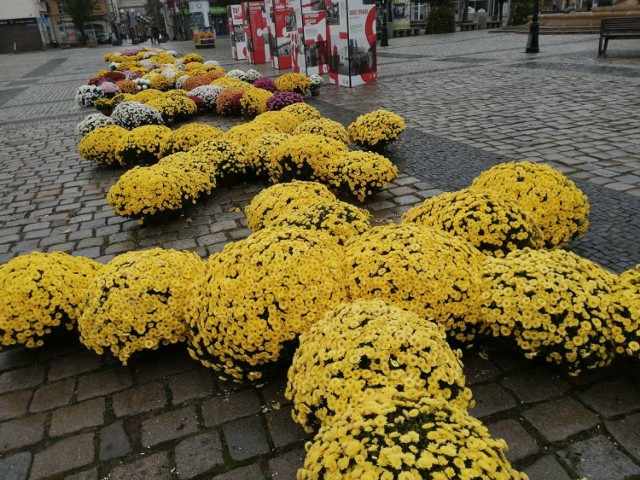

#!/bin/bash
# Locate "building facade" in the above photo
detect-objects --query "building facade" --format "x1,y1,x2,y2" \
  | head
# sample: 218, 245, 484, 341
0, 0, 51, 53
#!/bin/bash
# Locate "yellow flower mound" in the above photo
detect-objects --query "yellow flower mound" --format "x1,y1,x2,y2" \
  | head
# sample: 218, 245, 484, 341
253, 111, 301, 133
133, 89, 164, 103
481, 248, 617, 375
145, 73, 172, 91
78, 125, 129, 166
211, 77, 253, 89
146, 96, 197, 122
610, 265, 640, 356
189, 138, 248, 179
0, 252, 102, 349
347, 109, 406, 150
272, 199, 371, 245
116, 125, 172, 168
345, 224, 485, 343
240, 87, 273, 117
287, 300, 474, 432
245, 133, 291, 177
293, 118, 349, 144
275, 72, 312, 94
165, 88, 188, 98
280, 102, 321, 123
181, 53, 203, 63
268, 133, 348, 183
186, 227, 349, 382
224, 121, 282, 149
325, 150, 398, 202
402, 188, 544, 257
78, 249, 204, 364
161, 123, 224, 156
299, 395, 528, 480
470, 161, 590, 249
158, 151, 217, 193
244, 181, 337, 231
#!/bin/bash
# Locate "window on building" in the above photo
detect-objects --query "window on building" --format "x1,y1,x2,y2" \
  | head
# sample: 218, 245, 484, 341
410, 0, 428, 20
58, 0, 68, 15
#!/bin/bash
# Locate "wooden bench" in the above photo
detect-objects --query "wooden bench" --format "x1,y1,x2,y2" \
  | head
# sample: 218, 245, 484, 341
458, 21, 479, 31
598, 16, 640, 55
486, 19, 502, 29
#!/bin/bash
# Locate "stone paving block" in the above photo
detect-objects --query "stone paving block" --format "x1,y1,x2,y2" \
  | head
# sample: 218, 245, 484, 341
107, 451, 172, 480
265, 405, 310, 448
175, 432, 224, 479
0, 413, 46, 452
30, 378, 74, 412
559, 435, 640, 480
501, 368, 570, 404
30, 432, 94, 480
0, 390, 31, 421
578, 379, 640, 418
50, 397, 105, 437
222, 415, 270, 461
168, 368, 215, 405
76, 368, 133, 401
64, 467, 98, 480
213, 464, 263, 480
606, 413, 640, 461
99, 420, 131, 461
522, 397, 599, 443
141, 406, 199, 447
486, 419, 538, 463
112, 382, 167, 417
469, 383, 517, 419
0, 452, 32, 480
0, 348, 33, 370
258, 376, 291, 406
0, 366, 45, 394
269, 447, 306, 480
203, 389, 261, 426
462, 352, 501, 386
48, 351, 101, 381
133, 349, 196, 383
523, 455, 572, 480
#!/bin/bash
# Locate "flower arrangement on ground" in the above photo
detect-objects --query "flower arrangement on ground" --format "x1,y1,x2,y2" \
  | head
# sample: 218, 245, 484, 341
115, 79, 138, 94
132, 88, 163, 103
298, 395, 528, 480
470, 161, 590, 249
78, 125, 129, 166
75, 113, 114, 137
189, 138, 248, 179
116, 125, 172, 167
481, 248, 617, 375
309, 74, 323, 93
280, 102, 321, 122
286, 300, 474, 432
253, 77, 277, 92
224, 121, 282, 149
75, 85, 105, 107
211, 77, 253, 90
240, 87, 274, 117
344, 224, 485, 343
98, 81, 121, 97
253, 110, 301, 133
244, 181, 337, 235
325, 150, 398, 202
275, 73, 312, 94
402, 188, 544, 257
271, 199, 371, 245
610, 265, 640, 356
244, 69, 263, 83
266, 91, 305, 111
267, 133, 347, 183
293, 118, 349, 144
347, 109, 406, 151
0, 252, 102, 349
145, 95, 197, 122
245, 133, 291, 177
161, 123, 223, 156
226, 69, 247, 81
110, 101, 164, 129
186, 227, 349, 382
187, 85, 224, 110
146, 73, 172, 91
216, 87, 247, 115
78, 249, 204, 364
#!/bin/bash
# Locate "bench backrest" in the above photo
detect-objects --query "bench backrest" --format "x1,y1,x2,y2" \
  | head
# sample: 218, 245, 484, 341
600, 16, 640, 32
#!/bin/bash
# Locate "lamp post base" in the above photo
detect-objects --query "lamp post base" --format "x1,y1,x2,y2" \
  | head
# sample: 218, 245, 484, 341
526, 23, 540, 52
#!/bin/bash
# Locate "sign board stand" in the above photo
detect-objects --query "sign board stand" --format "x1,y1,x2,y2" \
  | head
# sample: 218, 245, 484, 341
265, 0, 293, 69
228, 5, 247, 60
242, 1, 271, 64
301, 0, 330, 75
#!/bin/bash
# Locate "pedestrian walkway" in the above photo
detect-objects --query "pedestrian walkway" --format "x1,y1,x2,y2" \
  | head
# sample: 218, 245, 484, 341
0, 33, 639, 480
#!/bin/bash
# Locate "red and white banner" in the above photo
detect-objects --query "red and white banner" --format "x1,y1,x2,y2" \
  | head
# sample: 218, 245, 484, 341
327, 0, 377, 87
228, 5, 247, 60
242, 1, 271, 64
286, 0, 306, 73
301, 0, 330, 75
265, 0, 293, 69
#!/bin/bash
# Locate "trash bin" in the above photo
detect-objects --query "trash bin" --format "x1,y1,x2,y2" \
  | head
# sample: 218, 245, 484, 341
477, 11, 487, 29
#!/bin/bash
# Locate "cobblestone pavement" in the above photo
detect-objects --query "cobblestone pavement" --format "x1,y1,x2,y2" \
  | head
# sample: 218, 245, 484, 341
0, 33, 639, 480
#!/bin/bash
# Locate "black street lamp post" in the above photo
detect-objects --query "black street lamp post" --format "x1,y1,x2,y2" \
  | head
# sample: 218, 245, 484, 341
380, 0, 389, 46
526, 0, 540, 52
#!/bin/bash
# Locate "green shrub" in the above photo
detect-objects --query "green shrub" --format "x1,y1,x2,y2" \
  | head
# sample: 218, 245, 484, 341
426, 6, 455, 34
509, 0, 533, 25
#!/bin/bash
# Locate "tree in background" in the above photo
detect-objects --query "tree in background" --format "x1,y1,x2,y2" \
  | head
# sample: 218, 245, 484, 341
425, 0, 455, 34
66, 0, 100, 43
145, 0, 164, 32
508, 0, 533, 24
